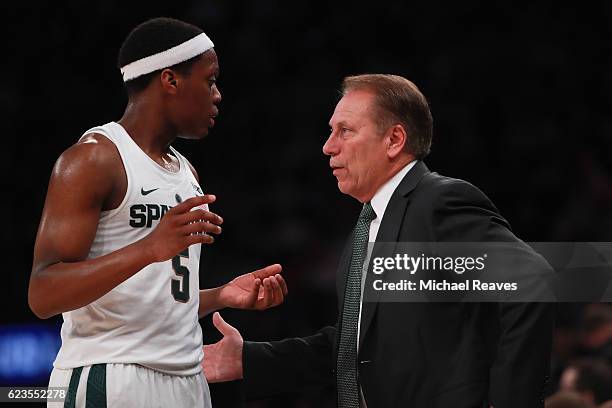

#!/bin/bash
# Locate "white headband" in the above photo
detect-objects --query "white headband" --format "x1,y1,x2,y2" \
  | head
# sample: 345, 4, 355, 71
120, 32, 214, 82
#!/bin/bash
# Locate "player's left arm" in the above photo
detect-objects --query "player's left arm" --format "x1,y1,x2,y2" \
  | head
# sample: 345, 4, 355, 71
198, 264, 287, 318
185, 161, 288, 318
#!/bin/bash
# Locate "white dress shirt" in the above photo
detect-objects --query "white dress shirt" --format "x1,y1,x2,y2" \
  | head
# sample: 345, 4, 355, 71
355, 160, 417, 407
357, 159, 417, 347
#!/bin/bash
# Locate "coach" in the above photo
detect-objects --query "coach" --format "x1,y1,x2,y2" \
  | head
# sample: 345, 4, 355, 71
204, 74, 554, 408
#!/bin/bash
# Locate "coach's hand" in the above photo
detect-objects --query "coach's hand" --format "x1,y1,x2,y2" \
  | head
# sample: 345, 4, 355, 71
203, 312, 243, 382
219, 264, 287, 310
142, 194, 223, 262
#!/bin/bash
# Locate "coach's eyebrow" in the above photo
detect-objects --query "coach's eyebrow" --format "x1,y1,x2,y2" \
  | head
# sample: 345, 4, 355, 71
330, 120, 349, 129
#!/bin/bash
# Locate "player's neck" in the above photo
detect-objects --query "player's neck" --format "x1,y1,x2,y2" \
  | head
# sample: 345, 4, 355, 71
118, 98, 176, 157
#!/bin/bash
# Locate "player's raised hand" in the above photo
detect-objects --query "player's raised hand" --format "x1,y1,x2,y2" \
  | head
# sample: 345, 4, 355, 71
218, 264, 288, 311
203, 312, 244, 383
142, 194, 223, 262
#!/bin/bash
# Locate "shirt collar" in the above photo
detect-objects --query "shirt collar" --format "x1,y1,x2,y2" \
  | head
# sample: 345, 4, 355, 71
370, 160, 418, 221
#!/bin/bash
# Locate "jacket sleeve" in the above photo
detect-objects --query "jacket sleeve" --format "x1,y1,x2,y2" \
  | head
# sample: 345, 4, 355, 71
241, 325, 336, 400
432, 179, 554, 408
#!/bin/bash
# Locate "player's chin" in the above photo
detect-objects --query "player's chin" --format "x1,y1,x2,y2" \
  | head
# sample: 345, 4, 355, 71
181, 125, 210, 140
196, 127, 210, 139
198, 119, 216, 138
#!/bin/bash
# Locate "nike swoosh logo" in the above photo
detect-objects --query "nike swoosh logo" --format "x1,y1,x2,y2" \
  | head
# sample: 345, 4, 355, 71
141, 187, 160, 196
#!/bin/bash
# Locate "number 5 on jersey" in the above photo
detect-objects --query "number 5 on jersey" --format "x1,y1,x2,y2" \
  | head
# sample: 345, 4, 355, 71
171, 249, 190, 302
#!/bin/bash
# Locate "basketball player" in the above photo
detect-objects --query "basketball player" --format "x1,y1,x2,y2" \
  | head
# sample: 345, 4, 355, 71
28, 18, 287, 407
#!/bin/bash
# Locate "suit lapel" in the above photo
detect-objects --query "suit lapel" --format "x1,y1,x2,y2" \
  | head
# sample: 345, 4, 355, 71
358, 161, 430, 349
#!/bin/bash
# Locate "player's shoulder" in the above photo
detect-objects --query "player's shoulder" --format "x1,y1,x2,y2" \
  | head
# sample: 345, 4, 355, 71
51, 132, 123, 191
55, 132, 120, 172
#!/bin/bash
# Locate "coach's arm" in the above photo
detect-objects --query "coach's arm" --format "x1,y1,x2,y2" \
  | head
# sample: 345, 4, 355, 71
432, 179, 554, 408
203, 316, 336, 399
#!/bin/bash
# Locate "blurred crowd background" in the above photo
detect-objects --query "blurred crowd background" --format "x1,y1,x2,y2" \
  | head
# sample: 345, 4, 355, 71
4, 1, 612, 406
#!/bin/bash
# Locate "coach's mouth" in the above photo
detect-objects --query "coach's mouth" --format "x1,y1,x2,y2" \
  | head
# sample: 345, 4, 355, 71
331, 165, 343, 176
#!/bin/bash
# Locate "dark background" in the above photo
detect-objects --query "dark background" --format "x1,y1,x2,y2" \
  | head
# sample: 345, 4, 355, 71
3, 1, 612, 407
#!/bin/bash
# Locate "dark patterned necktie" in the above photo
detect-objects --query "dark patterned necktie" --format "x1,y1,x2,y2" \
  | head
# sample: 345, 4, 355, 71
337, 202, 376, 408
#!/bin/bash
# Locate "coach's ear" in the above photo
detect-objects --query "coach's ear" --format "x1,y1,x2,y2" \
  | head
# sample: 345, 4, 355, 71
160, 69, 179, 94
386, 123, 408, 159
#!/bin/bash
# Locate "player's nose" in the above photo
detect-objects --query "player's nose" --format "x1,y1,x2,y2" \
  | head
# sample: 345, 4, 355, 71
213, 85, 222, 103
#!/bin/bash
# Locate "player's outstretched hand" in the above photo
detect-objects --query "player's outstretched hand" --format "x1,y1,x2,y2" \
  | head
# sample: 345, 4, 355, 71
203, 312, 243, 383
142, 195, 223, 262
218, 264, 288, 311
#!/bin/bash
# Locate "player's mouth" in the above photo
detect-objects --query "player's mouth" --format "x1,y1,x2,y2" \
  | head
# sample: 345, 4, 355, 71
208, 107, 219, 127
209, 113, 218, 128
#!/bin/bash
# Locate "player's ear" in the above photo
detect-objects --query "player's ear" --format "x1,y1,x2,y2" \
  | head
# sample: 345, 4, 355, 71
160, 69, 179, 94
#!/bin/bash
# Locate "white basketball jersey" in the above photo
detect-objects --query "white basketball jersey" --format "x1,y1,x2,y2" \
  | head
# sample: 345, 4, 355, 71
54, 121, 206, 376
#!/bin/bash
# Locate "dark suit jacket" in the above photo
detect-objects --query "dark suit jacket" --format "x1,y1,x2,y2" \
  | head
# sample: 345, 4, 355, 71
242, 161, 554, 408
